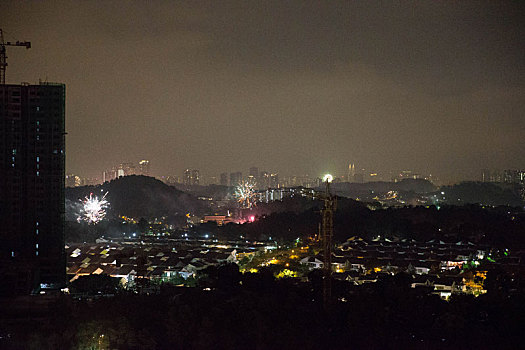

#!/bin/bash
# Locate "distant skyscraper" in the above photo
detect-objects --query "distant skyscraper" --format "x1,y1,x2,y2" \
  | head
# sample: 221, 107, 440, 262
183, 168, 200, 186
270, 173, 279, 188
103, 168, 118, 183
230, 171, 243, 187
183, 169, 191, 185
220, 172, 228, 186
65, 174, 81, 187
138, 159, 150, 176
191, 169, 200, 185
259, 171, 269, 189
347, 163, 355, 182
118, 162, 136, 177
249, 166, 259, 185
0, 82, 66, 294
481, 169, 491, 182
503, 169, 525, 184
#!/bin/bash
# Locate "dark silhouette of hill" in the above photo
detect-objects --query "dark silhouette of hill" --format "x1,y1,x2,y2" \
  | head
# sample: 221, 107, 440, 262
66, 175, 208, 219
438, 181, 523, 207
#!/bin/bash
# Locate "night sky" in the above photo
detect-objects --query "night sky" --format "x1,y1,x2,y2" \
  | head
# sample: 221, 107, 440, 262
2, 1, 524, 183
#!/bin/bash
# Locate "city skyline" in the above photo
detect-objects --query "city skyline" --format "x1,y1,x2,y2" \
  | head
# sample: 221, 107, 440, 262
2, 1, 524, 183
65, 158, 525, 188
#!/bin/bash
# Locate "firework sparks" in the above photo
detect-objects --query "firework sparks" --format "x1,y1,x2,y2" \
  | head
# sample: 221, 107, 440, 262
235, 180, 257, 209
77, 192, 109, 224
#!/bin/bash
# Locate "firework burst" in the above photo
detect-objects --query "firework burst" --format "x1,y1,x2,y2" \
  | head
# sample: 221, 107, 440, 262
77, 192, 109, 224
235, 180, 257, 209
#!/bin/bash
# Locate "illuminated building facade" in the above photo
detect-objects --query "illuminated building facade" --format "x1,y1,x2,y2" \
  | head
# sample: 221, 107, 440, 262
0, 83, 66, 294
184, 168, 200, 186
138, 159, 150, 176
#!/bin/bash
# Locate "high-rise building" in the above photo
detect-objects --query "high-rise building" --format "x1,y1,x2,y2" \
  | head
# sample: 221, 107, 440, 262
118, 162, 136, 177
269, 173, 279, 188
230, 171, 242, 187
503, 169, 525, 184
103, 167, 118, 183
183, 168, 200, 186
259, 171, 270, 189
347, 163, 355, 182
65, 174, 81, 187
220, 172, 228, 186
249, 167, 259, 185
138, 159, 150, 176
191, 169, 200, 185
481, 169, 491, 182
0, 82, 66, 294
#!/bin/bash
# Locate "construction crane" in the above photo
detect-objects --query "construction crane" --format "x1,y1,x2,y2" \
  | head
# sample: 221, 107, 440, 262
0, 29, 31, 85
319, 174, 337, 308
302, 174, 337, 308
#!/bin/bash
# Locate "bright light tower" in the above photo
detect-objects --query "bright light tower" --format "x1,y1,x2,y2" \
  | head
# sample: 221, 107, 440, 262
323, 174, 333, 183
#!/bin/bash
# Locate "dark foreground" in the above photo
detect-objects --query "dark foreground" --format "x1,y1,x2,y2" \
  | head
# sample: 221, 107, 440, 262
1, 275, 524, 350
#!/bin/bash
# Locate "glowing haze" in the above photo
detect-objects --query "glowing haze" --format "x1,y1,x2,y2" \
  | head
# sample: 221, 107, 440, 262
1, 1, 524, 182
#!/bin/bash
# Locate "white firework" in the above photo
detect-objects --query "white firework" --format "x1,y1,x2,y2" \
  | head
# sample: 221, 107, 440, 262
235, 180, 257, 209
77, 192, 109, 224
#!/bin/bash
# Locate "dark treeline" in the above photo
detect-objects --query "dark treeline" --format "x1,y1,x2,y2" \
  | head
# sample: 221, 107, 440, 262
438, 181, 523, 207
213, 199, 525, 248
2, 266, 524, 349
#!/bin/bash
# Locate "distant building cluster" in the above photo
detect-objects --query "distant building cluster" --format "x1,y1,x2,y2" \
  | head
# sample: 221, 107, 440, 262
65, 159, 151, 187
183, 168, 200, 186
481, 169, 525, 184
156, 163, 435, 190
67, 157, 444, 189
217, 168, 279, 189
102, 160, 150, 183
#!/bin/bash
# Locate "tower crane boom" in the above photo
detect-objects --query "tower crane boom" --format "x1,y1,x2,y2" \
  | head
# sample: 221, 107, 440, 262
0, 29, 31, 85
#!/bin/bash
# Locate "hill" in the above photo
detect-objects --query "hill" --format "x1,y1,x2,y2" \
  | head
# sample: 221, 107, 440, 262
66, 175, 208, 220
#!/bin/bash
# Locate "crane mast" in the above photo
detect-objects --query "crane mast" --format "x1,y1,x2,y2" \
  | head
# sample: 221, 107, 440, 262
320, 176, 336, 308
302, 175, 337, 308
0, 29, 31, 85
